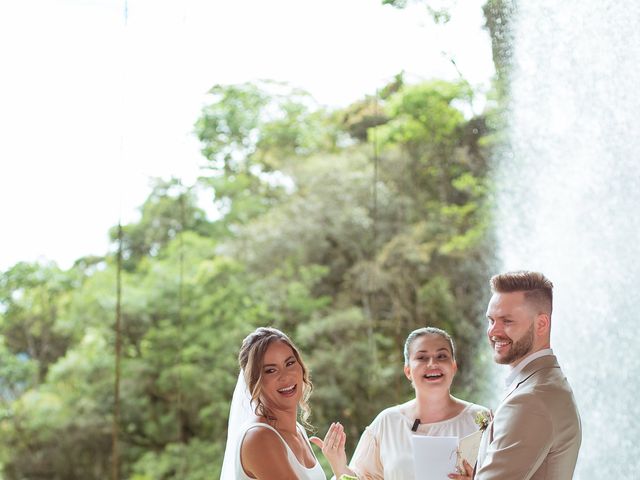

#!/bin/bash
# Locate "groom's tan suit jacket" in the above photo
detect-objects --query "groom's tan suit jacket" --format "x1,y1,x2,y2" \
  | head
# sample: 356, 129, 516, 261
475, 355, 581, 480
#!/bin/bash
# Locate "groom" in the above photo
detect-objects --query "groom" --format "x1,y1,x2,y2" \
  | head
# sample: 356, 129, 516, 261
452, 271, 581, 480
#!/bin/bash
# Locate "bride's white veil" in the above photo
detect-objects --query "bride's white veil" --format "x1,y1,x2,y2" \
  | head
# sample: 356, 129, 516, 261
220, 370, 254, 480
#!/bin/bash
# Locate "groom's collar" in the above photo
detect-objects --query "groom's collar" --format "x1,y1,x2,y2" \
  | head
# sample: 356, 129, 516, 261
504, 348, 554, 388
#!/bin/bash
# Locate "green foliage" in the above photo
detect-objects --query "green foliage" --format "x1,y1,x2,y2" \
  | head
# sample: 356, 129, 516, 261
0, 329, 113, 478
0, 261, 79, 384
0, 0, 519, 472
194, 81, 346, 241
131, 439, 221, 480
0, 332, 37, 383
109, 177, 215, 271
380, 81, 470, 145
0, 71, 496, 478
382, 0, 454, 24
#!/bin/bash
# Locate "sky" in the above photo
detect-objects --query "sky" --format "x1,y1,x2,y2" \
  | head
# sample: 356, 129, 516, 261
0, 0, 494, 271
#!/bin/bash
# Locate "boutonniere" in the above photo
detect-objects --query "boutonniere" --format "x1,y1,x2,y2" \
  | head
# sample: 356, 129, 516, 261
474, 410, 493, 432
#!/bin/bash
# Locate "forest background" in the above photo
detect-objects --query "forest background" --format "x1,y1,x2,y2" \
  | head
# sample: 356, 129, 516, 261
0, 1, 513, 478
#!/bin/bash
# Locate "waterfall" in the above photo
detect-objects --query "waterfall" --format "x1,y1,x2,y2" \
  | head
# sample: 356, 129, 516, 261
495, 0, 640, 477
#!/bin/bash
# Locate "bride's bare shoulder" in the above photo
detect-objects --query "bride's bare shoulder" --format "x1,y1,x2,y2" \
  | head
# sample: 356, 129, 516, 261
243, 424, 284, 449
241, 424, 296, 479
241, 423, 288, 461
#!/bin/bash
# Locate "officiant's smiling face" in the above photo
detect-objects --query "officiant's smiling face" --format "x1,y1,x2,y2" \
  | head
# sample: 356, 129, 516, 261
404, 334, 457, 391
486, 291, 536, 367
260, 340, 305, 410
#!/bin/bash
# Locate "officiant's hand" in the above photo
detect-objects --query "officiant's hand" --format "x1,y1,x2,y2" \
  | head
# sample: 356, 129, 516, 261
448, 459, 474, 479
310, 422, 350, 476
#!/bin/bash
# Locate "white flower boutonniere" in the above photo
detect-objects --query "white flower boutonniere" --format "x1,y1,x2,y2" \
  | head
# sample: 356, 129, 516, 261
474, 410, 493, 432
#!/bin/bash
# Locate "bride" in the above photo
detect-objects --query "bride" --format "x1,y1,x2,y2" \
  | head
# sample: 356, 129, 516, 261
220, 327, 347, 480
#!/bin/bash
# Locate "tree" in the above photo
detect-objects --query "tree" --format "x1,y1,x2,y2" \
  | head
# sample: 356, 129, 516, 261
0, 262, 78, 383
194, 81, 340, 233
109, 177, 215, 271
0, 73, 496, 478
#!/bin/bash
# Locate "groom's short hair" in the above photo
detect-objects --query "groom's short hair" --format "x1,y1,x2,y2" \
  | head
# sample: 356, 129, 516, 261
490, 270, 553, 316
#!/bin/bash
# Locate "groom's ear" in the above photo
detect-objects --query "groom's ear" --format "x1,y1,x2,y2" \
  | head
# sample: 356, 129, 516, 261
535, 313, 551, 335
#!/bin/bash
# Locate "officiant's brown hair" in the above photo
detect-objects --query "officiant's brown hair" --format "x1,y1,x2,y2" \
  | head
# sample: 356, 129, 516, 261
403, 326, 456, 365
238, 327, 313, 428
490, 270, 553, 315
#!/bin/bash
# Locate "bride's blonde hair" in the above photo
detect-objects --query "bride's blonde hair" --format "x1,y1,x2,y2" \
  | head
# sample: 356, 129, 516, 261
238, 327, 313, 429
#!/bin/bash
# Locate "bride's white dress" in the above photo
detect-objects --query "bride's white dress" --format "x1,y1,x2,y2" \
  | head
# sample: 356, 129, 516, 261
234, 421, 326, 480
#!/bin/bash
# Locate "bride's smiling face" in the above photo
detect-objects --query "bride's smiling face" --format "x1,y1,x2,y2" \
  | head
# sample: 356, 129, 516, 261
404, 334, 457, 392
259, 340, 304, 411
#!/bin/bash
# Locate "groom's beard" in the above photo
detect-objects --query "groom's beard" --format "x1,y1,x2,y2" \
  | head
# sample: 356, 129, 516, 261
493, 322, 534, 365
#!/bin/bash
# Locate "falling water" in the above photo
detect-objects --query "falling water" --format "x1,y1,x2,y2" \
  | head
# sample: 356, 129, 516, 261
494, 1, 640, 478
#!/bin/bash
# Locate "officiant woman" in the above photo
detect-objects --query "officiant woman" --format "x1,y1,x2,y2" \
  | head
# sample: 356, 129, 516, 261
317, 326, 490, 480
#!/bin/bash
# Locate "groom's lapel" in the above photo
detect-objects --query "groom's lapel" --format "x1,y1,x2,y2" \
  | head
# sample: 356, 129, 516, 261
488, 355, 561, 443
477, 355, 560, 472
501, 355, 559, 402
475, 414, 494, 472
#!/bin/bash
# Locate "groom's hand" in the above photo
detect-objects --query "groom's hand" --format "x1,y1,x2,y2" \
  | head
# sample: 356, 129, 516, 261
448, 459, 474, 479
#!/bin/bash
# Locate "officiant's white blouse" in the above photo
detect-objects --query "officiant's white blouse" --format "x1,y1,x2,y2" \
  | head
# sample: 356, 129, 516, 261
349, 399, 488, 480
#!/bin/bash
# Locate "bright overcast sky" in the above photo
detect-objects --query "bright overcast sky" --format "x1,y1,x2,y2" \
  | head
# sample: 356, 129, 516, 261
0, 0, 494, 271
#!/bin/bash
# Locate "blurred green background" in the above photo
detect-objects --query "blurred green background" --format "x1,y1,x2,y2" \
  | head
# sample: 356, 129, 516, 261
0, 1, 513, 478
